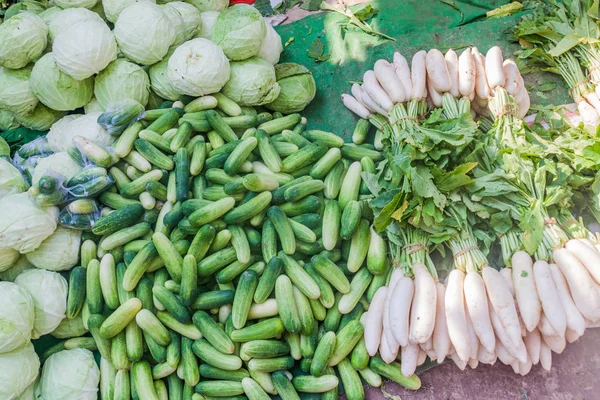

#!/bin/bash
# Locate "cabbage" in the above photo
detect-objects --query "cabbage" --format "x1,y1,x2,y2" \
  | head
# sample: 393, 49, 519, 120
103, 0, 157, 23
30, 53, 94, 112
0, 256, 34, 282
84, 98, 105, 114
267, 63, 317, 113
14, 104, 66, 131
39, 6, 62, 25
185, 0, 227, 12
51, 315, 88, 339
26, 226, 82, 271
47, 8, 104, 43
54, 0, 98, 8
0, 159, 28, 198
0, 66, 39, 117
15, 269, 68, 338
222, 57, 280, 106
149, 51, 180, 101
114, 2, 175, 65
4, 1, 45, 19
259, 24, 283, 65
17, 381, 36, 400
195, 11, 219, 39
0, 110, 19, 131
0, 343, 40, 399
32, 152, 82, 185
0, 12, 48, 70
37, 349, 99, 400
95, 59, 151, 109
0, 247, 20, 272
212, 4, 266, 61
168, 38, 230, 96
53, 20, 118, 81
0, 282, 34, 353
162, 2, 202, 45
47, 113, 113, 152
0, 193, 58, 253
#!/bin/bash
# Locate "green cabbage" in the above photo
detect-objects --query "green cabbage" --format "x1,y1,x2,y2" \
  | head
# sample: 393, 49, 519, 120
185, 0, 227, 12
222, 57, 280, 106
30, 53, 94, 111
14, 103, 66, 131
95, 59, 151, 108
37, 349, 99, 400
32, 152, 82, 186
39, 6, 62, 24
162, 2, 202, 45
212, 4, 266, 61
47, 7, 104, 43
0, 12, 48, 69
0, 66, 39, 117
196, 11, 219, 39
0, 158, 28, 198
0, 247, 20, 272
103, 0, 157, 23
47, 113, 113, 152
114, 2, 175, 65
0, 343, 40, 399
15, 269, 68, 338
149, 51, 180, 101
51, 315, 88, 339
0, 282, 35, 354
259, 24, 283, 65
0, 193, 58, 254
267, 63, 317, 113
54, 0, 98, 8
17, 381, 36, 400
168, 38, 230, 96
84, 97, 105, 114
0, 110, 19, 131
26, 226, 82, 271
0, 256, 34, 282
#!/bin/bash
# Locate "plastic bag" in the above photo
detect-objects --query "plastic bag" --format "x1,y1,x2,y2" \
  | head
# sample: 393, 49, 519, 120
97, 99, 145, 135
58, 198, 102, 231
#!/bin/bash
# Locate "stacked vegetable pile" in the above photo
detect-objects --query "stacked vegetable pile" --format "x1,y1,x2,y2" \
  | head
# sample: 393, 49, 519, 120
343, 45, 600, 377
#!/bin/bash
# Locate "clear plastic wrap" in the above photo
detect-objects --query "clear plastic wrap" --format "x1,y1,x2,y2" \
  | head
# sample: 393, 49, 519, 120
58, 198, 102, 231
97, 99, 145, 135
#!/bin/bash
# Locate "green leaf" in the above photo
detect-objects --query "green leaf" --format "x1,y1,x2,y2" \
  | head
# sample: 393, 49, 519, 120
361, 172, 382, 196
490, 211, 513, 234
352, 4, 378, 21
374, 192, 404, 232
537, 82, 557, 92
548, 34, 585, 57
486, 2, 523, 19
518, 200, 545, 255
438, 0, 464, 24
300, 0, 321, 11
307, 38, 330, 62
411, 166, 446, 209
254, 0, 274, 16
432, 162, 477, 192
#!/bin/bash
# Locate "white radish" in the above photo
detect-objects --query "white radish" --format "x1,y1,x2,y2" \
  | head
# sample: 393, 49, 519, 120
466, 312, 479, 361
445, 269, 471, 361
445, 49, 460, 98
433, 282, 451, 362
596, 243, 600, 253
472, 48, 491, 100
411, 50, 428, 99
495, 340, 515, 365
361, 90, 389, 117
579, 238, 597, 250
400, 343, 419, 377
417, 348, 427, 366
426, 49, 452, 93
427, 79, 443, 107
549, 263, 586, 336
503, 60, 520, 96
511, 251, 541, 332
533, 260, 567, 336
584, 91, 600, 114
363, 71, 394, 111
468, 358, 479, 369
500, 268, 514, 296
519, 357, 532, 376
374, 59, 405, 104
565, 239, 600, 284
389, 276, 414, 347
458, 48, 476, 97
379, 332, 397, 364
409, 265, 437, 344
518, 88, 530, 119
449, 352, 467, 370
510, 360, 520, 374
566, 329, 581, 343
485, 46, 506, 89
477, 345, 497, 365
542, 334, 566, 354
351, 84, 368, 107
577, 100, 600, 127
393, 52, 413, 99
364, 287, 386, 356
341, 94, 371, 119
524, 328, 541, 365
383, 269, 403, 351
482, 266, 523, 350
553, 247, 600, 321
538, 314, 558, 338
464, 271, 495, 353
539, 341, 552, 371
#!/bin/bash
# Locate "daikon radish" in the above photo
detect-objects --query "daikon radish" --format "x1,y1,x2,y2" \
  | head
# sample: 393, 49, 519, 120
466, 313, 479, 361
464, 271, 495, 352
445, 269, 471, 361
361, 90, 389, 117
539, 341, 552, 371
549, 263, 586, 336
449, 352, 467, 370
533, 260, 567, 336
565, 239, 600, 284
351, 84, 368, 107
485, 46, 506, 88
472, 48, 491, 100
524, 328, 541, 365
468, 358, 479, 369
495, 340, 515, 365
542, 334, 566, 354
426, 49, 452, 93
584, 91, 600, 114
433, 282, 451, 362
500, 268, 514, 296
445, 49, 460, 97
364, 287, 387, 356
393, 52, 413, 99
518, 88, 530, 119
510, 360, 520, 374
363, 71, 393, 111
389, 276, 414, 347
503, 60, 520, 96
482, 266, 523, 350
374, 59, 405, 104
341, 94, 371, 119
566, 329, 581, 343
458, 48, 476, 97
417, 348, 427, 366
577, 100, 600, 127
409, 265, 437, 344
578, 238, 597, 250
519, 357, 532, 376
477, 345, 497, 365
553, 248, 600, 321
379, 332, 397, 364
411, 50, 428, 99
511, 251, 541, 332
400, 343, 419, 377
383, 269, 402, 351
538, 314, 558, 338
427, 79, 443, 107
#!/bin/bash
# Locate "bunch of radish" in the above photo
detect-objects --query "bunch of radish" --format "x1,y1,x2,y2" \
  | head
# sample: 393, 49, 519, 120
341, 46, 530, 121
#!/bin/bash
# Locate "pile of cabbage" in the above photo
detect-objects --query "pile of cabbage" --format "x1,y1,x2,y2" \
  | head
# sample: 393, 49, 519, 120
0, 0, 317, 133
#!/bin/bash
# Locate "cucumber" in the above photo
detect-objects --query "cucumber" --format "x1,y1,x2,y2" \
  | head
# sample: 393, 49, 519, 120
289, 219, 316, 244
195, 381, 244, 397
232, 270, 258, 329
281, 142, 328, 173
223, 115, 257, 129
256, 129, 282, 173
135, 139, 174, 170
193, 310, 236, 355
125, 320, 143, 362
369, 356, 422, 390
208, 230, 231, 253
273, 141, 299, 157
206, 110, 238, 142
322, 160, 345, 200
338, 267, 372, 314
268, 206, 295, 255
113, 121, 144, 158
200, 365, 249, 381
114, 369, 131, 400
350, 337, 369, 370
337, 358, 364, 400
254, 256, 282, 303
257, 114, 301, 135
358, 367, 382, 388
120, 170, 164, 198
132, 361, 160, 400
179, 255, 198, 307
310, 331, 336, 376
309, 297, 327, 321
136, 309, 171, 346
66, 266, 86, 319
311, 254, 351, 294
164, 202, 184, 229
347, 219, 370, 273
323, 294, 342, 332
225, 137, 258, 175
197, 247, 238, 277
338, 161, 362, 209
328, 320, 364, 366
189, 197, 236, 226
244, 226, 261, 249
284, 331, 302, 360
359, 156, 375, 195
229, 225, 251, 264
322, 200, 341, 251
152, 232, 183, 282
247, 356, 294, 373
230, 318, 285, 342
170, 122, 193, 153
305, 264, 335, 308
217, 258, 254, 284
279, 195, 322, 217
340, 200, 361, 240
86, 259, 104, 314
240, 340, 289, 361
341, 144, 383, 161
214, 93, 242, 116
242, 377, 270, 400
122, 242, 156, 291
182, 337, 200, 386
153, 286, 191, 324
284, 179, 324, 203
185, 95, 218, 112
147, 109, 181, 134
138, 129, 172, 153
272, 176, 311, 204
272, 371, 301, 400
243, 173, 279, 192
190, 140, 207, 177
175, 148, 190, 202
300, 328, 317, 358
206, 168, 238, 185
100, 298, 143, 339
276, 275, 301, 333
182, 199, 212, 216
303, 130, 344, 148
99, 254, 119, 309
352, 119, 370, 144
88, 314, 112, 362
192, 339, 243, 371
367, 272, 387, 303
292, 375, 338, 393
282, 130, 311, 148
367, 226, 387, 275
310, 147, 342, 180
222, 191, 271, 225
294, 286, 316, 335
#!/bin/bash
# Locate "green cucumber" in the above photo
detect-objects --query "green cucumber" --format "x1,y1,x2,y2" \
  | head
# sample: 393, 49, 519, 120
352, 119, 370, 144
135, 139, 174, 170
197, 247, 238, 277
279, 195, 322, 217
328, 320, 364, 366
182, 337, 200, 386
206, 110, 238, 142
254, 256, 283, 303
189, 197, 236, 226
311, 254, 351, 294
231, 270, 258, 329
341, 143, 383, 161
66, 266, 86, 319
86, 259, 104, 314
192, 339, 243, 371
302, 130, 344, 148
272, 176, 311, 204
281, 142, 328, 173
195, 381, 244, 397
214, 93, 242, 116
322, 200, 341, 251
230, 318, 285, 342
272, 372, 300, 400
100, 254, 119, 309
305, 264, 335, 308
273, 141, 298, 157
256, 129, 282, 173
217, 258, 254, 284
367, 226, 387, 275
190, 290, 234, 311
193, 311, 236, 355
289, 219, 316, 244
242, 173, 279, 192
184, 96, 217, 113
309, 297, 327, 321
340, 200, 361, 240
300, 328, 317, 358
338, 161, 362, 209
200, 365, 249, 381
284, 179, 324, 203
369, 356, 422, 390
278, 252, 321, 300
152, 232, 183, 282
292, 375, 339, 393
282, 130, 311, 148
153, 286, 191, 324
100, 298, 143, 339
247, 356, 294, 373
190, 140, 207, 177
257, 114, 301, 135
125, 320, 144, 362
310, 148, 342, 180
337, 358, 364, 400
338, 267, 372, 314
113, 121, 144, 158
224, 137, 258, 175
268, 207, 295, 255
88, 314, 112, 362
276, 275, 301, 333
132, 361, 160, 400
224, 191, 272, 225
350, 337, 369, 370
293, 286, 316, 335
136, 309, 171, 346
347, 219, 370, 273
175, 148, 189, 201
323, 160, 345, 200
242, 377, 270, 400
229, 225, 251, 263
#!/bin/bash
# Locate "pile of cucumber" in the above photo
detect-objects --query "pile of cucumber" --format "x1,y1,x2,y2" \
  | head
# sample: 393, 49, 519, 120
42, 96, 421, 400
